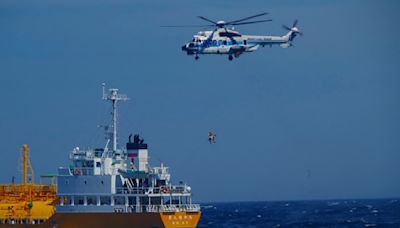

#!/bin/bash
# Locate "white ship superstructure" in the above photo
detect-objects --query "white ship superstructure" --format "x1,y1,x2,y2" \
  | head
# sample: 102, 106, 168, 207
56, 86, 200, 222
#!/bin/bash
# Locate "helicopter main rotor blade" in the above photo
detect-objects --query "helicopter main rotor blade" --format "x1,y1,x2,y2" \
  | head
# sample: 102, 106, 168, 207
226, 12, 268, 25
282, 25, 291, 31
230, 19, 272, 26
200, 28, 217, 52
197, 16, 218, 25
161, 24, 214, 28
292, 19, 298, 28
208, 28, 218, 41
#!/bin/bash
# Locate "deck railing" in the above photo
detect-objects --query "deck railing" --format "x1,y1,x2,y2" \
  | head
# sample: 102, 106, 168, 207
0, 184, 57, 202
57, 203, 201, 213
115, 185, 190, 195
145, 204, 201, 212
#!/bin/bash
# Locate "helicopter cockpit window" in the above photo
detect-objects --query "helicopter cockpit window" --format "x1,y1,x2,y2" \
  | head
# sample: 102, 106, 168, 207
219, 32, 241, 37
192, 38, 201, 43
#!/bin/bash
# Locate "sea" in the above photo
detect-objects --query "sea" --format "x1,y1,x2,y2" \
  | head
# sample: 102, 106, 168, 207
197, 199, 400, 227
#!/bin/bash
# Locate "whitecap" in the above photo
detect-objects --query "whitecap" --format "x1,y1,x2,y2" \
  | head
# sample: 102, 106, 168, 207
328, 202, 340, 206
361, 218, 367, 223
257, 214, 262, 218
371, 210, 378, 213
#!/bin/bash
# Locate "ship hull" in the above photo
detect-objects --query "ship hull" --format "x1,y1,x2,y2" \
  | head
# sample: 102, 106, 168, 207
46, 213, 165, 228
0, 211, 201, 228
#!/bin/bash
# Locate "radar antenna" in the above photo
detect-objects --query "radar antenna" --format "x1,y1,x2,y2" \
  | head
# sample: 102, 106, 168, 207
102, 83, 129, 151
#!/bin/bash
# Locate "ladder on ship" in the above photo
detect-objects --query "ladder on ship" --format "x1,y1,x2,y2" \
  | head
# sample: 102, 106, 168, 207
120, 176, 135, 193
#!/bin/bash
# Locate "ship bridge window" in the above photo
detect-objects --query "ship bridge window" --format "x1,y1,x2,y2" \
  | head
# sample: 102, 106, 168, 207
128, 196, 136, 205
114, 196, 125, 205
87, 196, 97, 205
74, 196, 85, 205
85, 161, 94, 167
96, 162, 101, 168
94, 148, 104, 157
100, 196, 111, 205
64, 196, 73, 205
157, 180, 166, 186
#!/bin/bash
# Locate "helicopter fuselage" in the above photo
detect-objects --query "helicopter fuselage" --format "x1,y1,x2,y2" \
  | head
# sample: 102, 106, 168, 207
181, 28, 298, 60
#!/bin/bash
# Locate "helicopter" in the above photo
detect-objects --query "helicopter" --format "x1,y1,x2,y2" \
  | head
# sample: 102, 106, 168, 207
163, 13, 303, 61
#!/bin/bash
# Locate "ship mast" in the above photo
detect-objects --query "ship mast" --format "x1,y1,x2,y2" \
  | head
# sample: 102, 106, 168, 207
102, 83, 129, 152
22, 144, 34, 185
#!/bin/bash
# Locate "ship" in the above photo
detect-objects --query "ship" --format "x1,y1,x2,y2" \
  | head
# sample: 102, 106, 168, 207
0, 85, 201, 227
0, 145, 58, 225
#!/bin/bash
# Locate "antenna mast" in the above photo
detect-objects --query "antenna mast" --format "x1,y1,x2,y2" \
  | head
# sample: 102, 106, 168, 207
102, 83, 129, 152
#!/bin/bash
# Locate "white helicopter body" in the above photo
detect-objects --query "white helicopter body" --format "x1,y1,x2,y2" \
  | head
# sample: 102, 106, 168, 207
182, 27, 300, 60
166, 13, 303, 60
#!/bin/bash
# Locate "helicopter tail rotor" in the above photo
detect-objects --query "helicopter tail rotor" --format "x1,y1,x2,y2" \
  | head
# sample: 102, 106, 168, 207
282, 19, 303, 36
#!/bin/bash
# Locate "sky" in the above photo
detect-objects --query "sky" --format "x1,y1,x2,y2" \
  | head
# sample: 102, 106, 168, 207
0, 0, 399, 202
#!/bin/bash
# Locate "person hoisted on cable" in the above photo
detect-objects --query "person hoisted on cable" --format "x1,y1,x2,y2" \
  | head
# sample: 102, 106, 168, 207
208, 131, 216, 144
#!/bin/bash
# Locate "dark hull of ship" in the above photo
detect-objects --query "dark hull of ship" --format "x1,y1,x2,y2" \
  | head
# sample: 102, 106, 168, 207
0, 211, 201, 228
47, 213, 164, 227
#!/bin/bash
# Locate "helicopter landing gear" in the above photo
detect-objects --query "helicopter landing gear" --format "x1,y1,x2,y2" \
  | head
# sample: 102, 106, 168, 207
228, 55, 233, 61
195, 55, 199, 60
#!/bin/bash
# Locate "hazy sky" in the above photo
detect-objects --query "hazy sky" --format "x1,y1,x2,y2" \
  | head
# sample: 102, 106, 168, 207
0, 0, 399, 202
